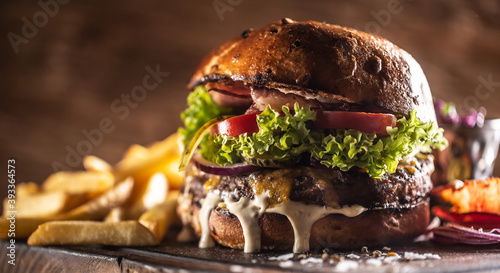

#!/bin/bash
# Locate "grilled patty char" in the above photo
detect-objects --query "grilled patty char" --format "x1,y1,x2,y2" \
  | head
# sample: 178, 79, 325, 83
183, 154, 433, 210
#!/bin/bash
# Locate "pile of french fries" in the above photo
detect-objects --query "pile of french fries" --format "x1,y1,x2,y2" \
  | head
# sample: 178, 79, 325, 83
1, 133, 184, 246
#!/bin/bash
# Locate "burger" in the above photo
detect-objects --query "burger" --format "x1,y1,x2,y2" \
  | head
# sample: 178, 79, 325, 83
176, 18, 447, 253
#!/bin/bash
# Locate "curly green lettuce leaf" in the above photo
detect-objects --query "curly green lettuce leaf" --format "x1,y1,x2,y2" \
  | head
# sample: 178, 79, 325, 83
312, 110, 448, 178
178, 85, 231, 146
198, 103, 447, 178
200, 103, 317, 166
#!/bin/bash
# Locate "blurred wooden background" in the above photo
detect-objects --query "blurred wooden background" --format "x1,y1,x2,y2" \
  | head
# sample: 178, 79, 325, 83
1, 0, 499, 202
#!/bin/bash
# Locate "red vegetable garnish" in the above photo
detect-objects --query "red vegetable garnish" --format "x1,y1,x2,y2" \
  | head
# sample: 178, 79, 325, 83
429, 177, 500, 244
431, 177, 500, 215
428, 222, 500, 245
432, 206, 500, 229
213, 113, 260, 137
192, 153, 260, 176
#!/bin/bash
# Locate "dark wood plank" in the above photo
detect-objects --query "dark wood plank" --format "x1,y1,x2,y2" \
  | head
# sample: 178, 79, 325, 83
0, 241, 121, 273
2, 233, 500, 273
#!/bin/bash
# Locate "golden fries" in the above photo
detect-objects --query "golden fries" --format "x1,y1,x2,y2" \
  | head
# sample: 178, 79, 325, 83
42, 171, 114, 198
63, 177, 134, 221
104, 207, 126, 222
123, 144, 149, 160
17, 182, 40, 196
141, 173, 169, 209
114, 133, 184, 189
162, 154, 184, 190
83, 155, 113, 172
3, 191, 87, 218
123, 172, 169, 220
24, 191, 179, 245
2, 132, 184, 247
28, 220, 158, 246
139, 191, 179, 242
0, 217, 53, 240
1, 178, 135, 239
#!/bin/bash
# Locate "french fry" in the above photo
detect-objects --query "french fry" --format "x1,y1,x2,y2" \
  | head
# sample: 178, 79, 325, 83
63, 177, 134, 221
114, 133, 183, 188
17, 182, 40, 197
125, 173, 169, 220
83, 155, 112, 172
27, 220, 158, 246
42, 171, 114, 198
0, 217, 54, 240
146, 132, 182, 161
104, 207, 126, 222
2, 182, 42, 218
0, 177, 135, 239
114, 145, 152, 182
162, 155, 184, 190
123, 144, 149, 160
142, 173, 169, 209
139, 191, 179, 241
3, 191, 88, 218
0, 132, 184, 246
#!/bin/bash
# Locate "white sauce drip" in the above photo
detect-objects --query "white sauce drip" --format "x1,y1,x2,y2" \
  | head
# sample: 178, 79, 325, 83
198, 192, 222, 248
225, 194, 268, 252
197, 190, 367, 252
267, 201, 366, 253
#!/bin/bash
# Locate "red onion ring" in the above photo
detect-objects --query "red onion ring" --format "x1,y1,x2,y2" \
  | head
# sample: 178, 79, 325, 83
193, 153, 260, 176
428, 223, 500, 245
193, 154, 341, 176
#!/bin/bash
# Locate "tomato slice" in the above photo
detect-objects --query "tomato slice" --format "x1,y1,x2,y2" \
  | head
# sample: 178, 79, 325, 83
213, 113, 260, 137
213, 111, 397, 137
314, 111, 397, 136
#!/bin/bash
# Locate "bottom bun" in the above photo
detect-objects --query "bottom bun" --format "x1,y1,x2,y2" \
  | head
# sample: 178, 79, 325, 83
182, 200, 429, 250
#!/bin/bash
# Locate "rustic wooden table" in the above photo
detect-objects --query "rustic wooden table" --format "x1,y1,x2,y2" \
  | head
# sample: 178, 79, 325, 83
2, 231, 500, 273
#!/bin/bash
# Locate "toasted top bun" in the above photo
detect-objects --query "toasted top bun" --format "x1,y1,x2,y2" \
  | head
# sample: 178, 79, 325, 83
189, 18, 436, 122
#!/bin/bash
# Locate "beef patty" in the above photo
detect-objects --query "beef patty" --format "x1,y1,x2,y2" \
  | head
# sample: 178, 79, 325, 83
182, 154, 434, 210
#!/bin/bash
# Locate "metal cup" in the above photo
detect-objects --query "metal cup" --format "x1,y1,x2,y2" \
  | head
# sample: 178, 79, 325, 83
432, 118, 500, 186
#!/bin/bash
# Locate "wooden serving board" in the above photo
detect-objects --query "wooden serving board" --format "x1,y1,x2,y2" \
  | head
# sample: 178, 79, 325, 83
1, 230, 500, 273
